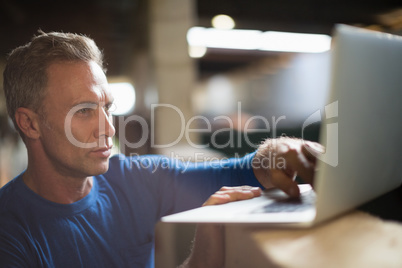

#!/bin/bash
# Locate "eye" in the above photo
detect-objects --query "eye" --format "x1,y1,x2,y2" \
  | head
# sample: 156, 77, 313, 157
73, 103, 97, 117
77, 108, 91, 114
104, 103, 117, 115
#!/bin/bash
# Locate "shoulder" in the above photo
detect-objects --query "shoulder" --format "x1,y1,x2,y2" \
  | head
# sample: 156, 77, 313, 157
106, 153, 180, 176
0, 178, 34, 266
0, 176, 21, 213
0, 213, 34, 267
100, 154, 174, 188
0, 175, 41, 230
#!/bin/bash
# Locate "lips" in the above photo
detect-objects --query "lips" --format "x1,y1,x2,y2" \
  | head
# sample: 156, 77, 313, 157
90, 146, 112, 158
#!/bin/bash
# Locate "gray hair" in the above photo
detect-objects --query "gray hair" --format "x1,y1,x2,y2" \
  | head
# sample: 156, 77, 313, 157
3, 30, 105, 138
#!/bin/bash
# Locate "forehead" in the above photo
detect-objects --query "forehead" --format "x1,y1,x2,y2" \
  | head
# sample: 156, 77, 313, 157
45, 61, 112, 106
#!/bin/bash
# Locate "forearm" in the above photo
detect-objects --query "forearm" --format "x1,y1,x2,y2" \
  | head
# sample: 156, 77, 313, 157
167, 153, 263, 214
179, 224, 225, 268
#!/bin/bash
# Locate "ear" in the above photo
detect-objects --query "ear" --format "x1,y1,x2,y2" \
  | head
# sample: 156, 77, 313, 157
15, 107, 41, 139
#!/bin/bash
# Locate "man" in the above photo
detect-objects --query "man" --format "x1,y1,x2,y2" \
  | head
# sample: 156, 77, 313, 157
0, 31, 321, 267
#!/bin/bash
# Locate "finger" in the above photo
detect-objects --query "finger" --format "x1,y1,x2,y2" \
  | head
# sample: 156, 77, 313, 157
231, 186, 262, 197
203, 193, 232, 206
218, 188, 260, 202
218, 186, 262, 197
270, 169, 300, 198
203, 187, 262, 206
249, 186, 262, 197
283, 148, 315, 185
302, 141, 325, 164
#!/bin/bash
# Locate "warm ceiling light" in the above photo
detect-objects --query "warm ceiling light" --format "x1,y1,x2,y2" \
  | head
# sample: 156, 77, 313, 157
211, 14, 235, 30
188, 45, 207, 58
187, 27, 332, 53
260, 31, 332, 53
109, 82, 136, 115
187, 27, 261, 50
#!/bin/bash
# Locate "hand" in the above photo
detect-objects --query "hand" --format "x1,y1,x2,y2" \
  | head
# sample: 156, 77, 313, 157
252, 137, 324, 198
180, 186, 261, 268
202, 185, 262, 206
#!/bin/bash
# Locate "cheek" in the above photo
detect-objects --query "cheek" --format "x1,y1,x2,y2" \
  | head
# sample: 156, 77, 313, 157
39, 118, 64, 142
70, 120, 96, 141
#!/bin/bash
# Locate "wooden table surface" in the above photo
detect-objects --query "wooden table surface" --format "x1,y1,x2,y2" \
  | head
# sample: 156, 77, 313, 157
225, 211, 402, 268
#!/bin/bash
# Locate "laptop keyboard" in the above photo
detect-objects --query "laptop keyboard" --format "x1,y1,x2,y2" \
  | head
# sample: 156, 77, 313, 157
252, 190, 316, 214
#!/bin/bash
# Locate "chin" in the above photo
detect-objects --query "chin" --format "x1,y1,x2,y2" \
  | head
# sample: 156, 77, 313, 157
90, 160, 110, 176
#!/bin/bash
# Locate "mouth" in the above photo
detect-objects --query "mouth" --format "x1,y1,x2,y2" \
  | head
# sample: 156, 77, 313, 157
90, 146, 113, 158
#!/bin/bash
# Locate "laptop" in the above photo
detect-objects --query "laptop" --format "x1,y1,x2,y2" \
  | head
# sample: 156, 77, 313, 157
161, 24, 402, 227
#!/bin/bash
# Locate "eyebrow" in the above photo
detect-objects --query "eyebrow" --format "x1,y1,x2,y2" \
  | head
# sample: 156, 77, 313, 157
70, 99, 115, 109
70, 101, 98, 109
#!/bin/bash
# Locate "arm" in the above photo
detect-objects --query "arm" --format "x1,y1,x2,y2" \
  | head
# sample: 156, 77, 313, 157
144, 153, 263, 217
178, 138, 323, 268
179, 186, 262, 268
122, 137, 322, 218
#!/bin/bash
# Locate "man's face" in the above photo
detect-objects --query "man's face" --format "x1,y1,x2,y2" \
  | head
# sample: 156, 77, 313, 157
38, 60, 115, 178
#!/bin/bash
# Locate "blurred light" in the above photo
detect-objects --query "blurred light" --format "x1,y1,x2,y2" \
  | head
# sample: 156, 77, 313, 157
206, 75, 235, 114
187, 27, 331, 53
144, 86, 159, 108
188, 45, 207, 58
212, 14, 235, 30
187, 27, 261, 50
109, 82, 136, 115
260, 31, 332, 53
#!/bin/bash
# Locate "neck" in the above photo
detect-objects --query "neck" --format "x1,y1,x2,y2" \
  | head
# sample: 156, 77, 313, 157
23, 168, 93, 204
23, 144, 94, 204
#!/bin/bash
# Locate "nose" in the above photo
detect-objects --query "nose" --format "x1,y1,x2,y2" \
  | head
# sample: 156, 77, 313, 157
96, 106, 116, 139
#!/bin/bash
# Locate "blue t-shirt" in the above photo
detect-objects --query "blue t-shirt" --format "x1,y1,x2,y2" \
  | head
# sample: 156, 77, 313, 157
0, 153, 261, 267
